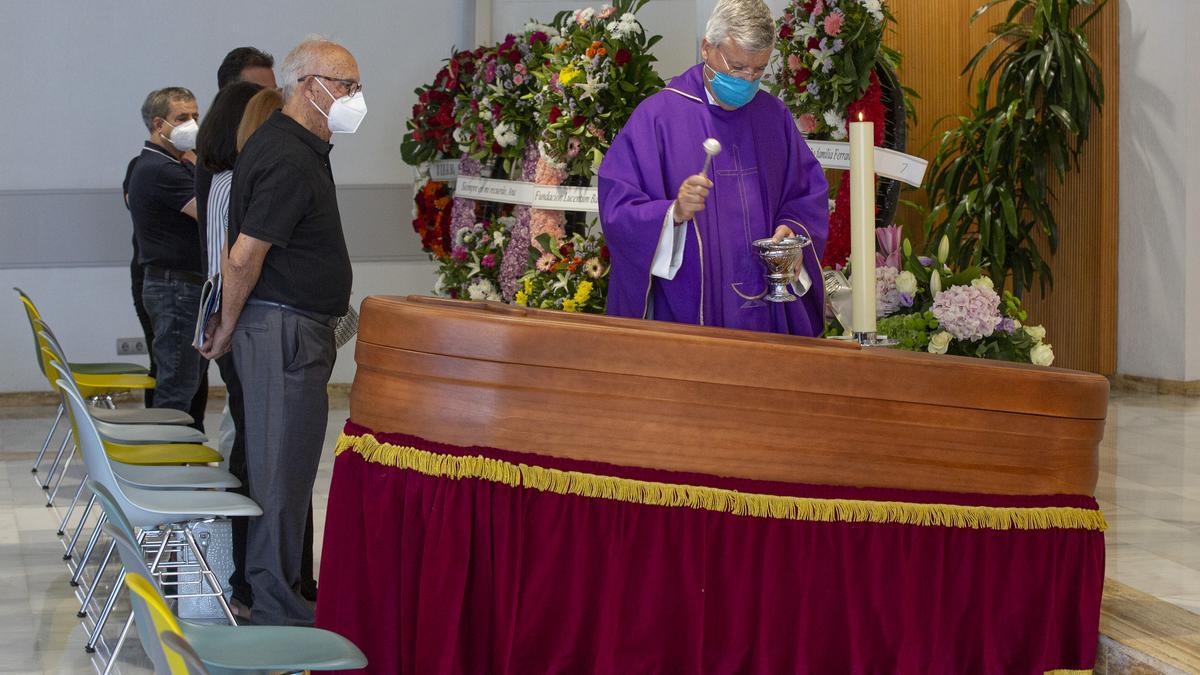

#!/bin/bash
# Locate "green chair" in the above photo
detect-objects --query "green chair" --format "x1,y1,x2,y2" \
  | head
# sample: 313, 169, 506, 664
109, 522, 368, 674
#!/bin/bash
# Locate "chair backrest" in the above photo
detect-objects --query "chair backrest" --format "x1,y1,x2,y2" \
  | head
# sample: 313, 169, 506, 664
54, 369, 122, 495
85, 480, 140, 545
106, 523, 191, 675
35, 325, 72, 385
14, 290, 50, 382
160, 631, 210, 675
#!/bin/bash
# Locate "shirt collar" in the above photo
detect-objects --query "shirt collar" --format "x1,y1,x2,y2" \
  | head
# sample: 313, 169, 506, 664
142, 140, 179, 163
268, 111, 333, 157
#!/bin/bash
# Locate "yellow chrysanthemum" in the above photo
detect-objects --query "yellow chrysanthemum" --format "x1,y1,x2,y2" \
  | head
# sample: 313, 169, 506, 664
574, 280, 593, 304
523, 277, 534, 295
514, 291, 528, 306
559, 65, 583, 86
562, 298, 578, 312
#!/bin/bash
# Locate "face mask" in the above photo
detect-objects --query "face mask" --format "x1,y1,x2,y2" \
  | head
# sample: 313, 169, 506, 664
310, 77, 367, 134
704, 51, 761, 109
162, 118, 199, 152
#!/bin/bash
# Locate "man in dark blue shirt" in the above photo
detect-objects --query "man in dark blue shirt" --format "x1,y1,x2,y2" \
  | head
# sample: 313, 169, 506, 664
128, 87, 208, 429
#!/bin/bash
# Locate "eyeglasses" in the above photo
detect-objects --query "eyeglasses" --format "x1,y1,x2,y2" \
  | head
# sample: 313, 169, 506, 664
716, 48, 768, 79
299, 74, 363, 96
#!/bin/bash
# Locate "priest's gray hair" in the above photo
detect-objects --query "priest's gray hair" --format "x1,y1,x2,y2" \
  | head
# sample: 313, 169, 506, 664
704, 0, 776, 53
280, 35, 338, 99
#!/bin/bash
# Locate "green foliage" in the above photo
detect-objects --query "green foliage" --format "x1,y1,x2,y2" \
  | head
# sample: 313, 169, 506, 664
922, 0, 1106, 298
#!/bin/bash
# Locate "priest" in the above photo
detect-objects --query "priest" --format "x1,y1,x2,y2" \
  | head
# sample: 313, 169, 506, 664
598, 0, 829, 335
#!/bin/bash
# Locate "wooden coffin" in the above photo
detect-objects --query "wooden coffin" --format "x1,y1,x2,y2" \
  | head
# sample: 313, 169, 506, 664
350, 295, 1108, 496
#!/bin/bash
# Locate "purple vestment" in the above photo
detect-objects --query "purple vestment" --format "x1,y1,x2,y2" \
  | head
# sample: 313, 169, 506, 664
598, 64, 829, 335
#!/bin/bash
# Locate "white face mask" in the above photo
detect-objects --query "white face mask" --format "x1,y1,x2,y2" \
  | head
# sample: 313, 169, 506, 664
162, 118, 199, 152
310, 77, 367, 134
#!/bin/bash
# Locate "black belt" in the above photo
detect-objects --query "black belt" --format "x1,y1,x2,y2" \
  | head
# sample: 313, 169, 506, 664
245, 298, 339, 328
143, 265, 205, 285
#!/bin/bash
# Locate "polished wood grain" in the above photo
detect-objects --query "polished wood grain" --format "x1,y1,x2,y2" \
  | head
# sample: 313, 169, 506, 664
350, 296, 1108, 496
886, 2, 1119, 374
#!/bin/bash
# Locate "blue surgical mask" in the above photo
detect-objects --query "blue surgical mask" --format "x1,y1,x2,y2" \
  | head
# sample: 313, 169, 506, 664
704, 52, 761, 108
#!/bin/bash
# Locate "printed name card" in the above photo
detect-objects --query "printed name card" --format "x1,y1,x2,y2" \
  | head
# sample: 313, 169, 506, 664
530, 185, 600, 213
429, 160, 460, 182
805, 140, 929, 187
454, 176, 535, 206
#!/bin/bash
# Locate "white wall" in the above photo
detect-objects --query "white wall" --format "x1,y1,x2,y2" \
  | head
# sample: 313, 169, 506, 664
3, 261, 436, 393
0, 0, 470, 190
0, 0, 467, 393
1118, 0, 1200, 382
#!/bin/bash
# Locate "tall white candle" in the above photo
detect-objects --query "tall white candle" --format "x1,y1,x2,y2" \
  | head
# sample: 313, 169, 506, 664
849, 115, 877, 335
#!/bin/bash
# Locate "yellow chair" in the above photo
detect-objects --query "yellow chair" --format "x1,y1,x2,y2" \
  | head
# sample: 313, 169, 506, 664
125, 573, 193, 675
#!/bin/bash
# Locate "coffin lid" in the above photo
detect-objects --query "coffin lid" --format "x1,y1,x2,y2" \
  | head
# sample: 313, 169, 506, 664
359, 295, 1109, 421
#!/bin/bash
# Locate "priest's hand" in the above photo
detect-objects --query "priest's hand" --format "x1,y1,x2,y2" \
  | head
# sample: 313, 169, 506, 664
673, 174, 712, 223
772, 224, 796, 242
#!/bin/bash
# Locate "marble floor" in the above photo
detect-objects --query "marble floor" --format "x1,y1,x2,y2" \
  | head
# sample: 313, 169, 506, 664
0, 390, 1196, 673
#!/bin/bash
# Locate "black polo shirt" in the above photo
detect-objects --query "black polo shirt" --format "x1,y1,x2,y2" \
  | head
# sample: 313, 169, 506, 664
229, 111, 352, 316
127, 141, 202, 272
194, 164, 214, 266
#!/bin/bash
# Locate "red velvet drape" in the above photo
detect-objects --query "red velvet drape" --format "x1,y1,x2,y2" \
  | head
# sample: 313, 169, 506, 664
316, 422, 1104, 674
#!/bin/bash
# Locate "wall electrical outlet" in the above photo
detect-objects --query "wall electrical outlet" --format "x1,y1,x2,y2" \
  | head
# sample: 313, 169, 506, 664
116, 337, 149, 355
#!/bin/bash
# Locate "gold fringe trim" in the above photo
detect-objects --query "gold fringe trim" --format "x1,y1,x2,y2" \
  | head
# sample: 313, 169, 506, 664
336, 432, 1108, 532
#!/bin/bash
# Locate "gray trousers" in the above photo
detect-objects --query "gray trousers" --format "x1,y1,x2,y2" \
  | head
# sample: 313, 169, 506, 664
232, 303, 336, 626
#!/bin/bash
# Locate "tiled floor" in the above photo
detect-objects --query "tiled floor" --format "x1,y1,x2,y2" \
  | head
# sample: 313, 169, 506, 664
0, 405, 341, 675
0, 391, 1196, 673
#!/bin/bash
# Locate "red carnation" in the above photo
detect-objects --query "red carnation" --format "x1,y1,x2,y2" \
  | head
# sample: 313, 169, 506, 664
549, 106, 562, 124
779, 24, 794, 40
599, 245, 610, 260
529, 31, 548, 45
507, 49, 521, 64
807, 37, 820, 50
614, 48, 631, 66
572, 115, 586, 128
559, 242, 575, 257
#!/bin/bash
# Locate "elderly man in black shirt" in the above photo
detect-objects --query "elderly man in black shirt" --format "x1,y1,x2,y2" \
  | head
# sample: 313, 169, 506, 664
128, 87, 209, 429
201, 37, 364, 627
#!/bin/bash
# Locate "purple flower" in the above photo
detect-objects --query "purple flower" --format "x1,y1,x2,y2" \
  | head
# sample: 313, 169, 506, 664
997, 317, 1016, 334
918, 256, 933, 267
875, 225, 902, 270
451, 246, 468, 262
481, 253, 496, 268
899, 292, 914, 308
931, 284, 1003, 341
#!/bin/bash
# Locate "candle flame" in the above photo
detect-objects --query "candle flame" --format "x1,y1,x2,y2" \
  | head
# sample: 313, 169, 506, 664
858, 112, 864, 122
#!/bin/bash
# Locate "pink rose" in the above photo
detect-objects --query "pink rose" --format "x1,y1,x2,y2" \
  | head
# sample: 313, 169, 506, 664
824, 10, 844, 36
513, 74, 524, 85
797, 113, 817, 134
787, 54, 802, 72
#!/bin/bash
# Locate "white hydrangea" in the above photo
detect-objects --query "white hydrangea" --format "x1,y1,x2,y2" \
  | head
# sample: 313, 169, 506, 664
860, 0, 885, 23
452, 125, 473, 151
494, 121, 519, 147
467, 278, 500, 301
824, 110, 847, 139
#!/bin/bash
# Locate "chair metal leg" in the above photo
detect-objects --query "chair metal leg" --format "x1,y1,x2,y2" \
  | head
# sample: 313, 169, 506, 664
99, 613, 133, 671
40, 430, 72, 491
77, 540, 115, 618
57, 476, 88, 536
87, 531, 168, 654
63, 494, 96, 561
184, 525, 237, 625
85, 568, 124, 654
70, 513, 108, 586
32, 404, 63, 474
46, 443, 76, 505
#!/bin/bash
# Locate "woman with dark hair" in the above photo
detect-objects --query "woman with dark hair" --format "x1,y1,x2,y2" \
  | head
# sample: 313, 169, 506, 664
192, 79, 261, 618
